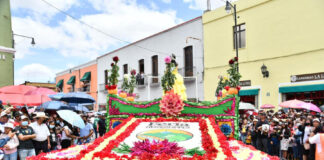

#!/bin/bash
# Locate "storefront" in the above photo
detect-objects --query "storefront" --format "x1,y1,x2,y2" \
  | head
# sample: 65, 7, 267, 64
279, 83, 324, 107
239, 88, 260, 108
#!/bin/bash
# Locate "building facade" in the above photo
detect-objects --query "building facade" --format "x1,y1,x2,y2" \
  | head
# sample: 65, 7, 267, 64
97, 17, 204, 110
55, 60, 98, 111
203, 0, 324, 109
0, 0, 15, 87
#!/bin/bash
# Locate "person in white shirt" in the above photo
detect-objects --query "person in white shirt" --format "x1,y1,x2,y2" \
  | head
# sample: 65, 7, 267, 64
0, 123, 19, 160
29, 112, 50, 155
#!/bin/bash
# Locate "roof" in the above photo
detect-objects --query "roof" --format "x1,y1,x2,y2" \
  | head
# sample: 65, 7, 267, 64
97, 16, 202, 59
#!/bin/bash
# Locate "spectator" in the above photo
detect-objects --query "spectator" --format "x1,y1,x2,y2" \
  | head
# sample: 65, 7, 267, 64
0, 123, 19, 160
308, 132, 324, 160
17, 115, 36, 160
251, 119, 258, 148
79, 115, 93, 144
256, 112, 269, 153
98, 113, 106, 137
303, 119, 312, 160
280, 122, 290, 159
240, 119, 248, 144
48, 121, 58, 151
30, 112, 50, 155
246, 131, 252, 145
13, 112, 21, 127
61, 121, 78, 149
92, 115, 99, 139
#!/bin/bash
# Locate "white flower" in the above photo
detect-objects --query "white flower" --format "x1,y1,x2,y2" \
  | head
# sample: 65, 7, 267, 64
124, 74, 129, 79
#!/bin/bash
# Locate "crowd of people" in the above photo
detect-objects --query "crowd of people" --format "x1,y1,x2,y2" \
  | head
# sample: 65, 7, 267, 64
239, 108, 324, 160
0, 102, 107, 160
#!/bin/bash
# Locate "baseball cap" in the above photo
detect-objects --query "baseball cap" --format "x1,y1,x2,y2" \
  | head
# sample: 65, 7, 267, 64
4, 123, 14, 129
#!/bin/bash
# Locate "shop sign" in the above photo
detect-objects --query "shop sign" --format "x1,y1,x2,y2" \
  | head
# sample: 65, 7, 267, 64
290, 72, 324, 82
239, 80, 251, 86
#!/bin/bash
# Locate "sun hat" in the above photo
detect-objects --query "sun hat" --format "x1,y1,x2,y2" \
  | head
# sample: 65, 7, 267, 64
35, 112, 48, 119
273, 118, 279, 122
4, 123, 14, 129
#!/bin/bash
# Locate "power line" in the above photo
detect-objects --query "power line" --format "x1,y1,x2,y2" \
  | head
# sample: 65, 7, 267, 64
40, 0, 172, 56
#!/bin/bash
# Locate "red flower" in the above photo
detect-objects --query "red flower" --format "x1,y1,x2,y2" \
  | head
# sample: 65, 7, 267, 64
110, 63, 114, 67
225, 86, 230, 91
113, 56, 119, 62
236, 86, 241, 91
234, 57, 238, 61
131, 69, 136, 75
229, 59, 234, 64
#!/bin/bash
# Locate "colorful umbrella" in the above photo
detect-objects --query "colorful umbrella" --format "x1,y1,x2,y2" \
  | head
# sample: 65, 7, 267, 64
68, 103, 90, 112
299, 103, 321, 112
57, 110, 85, 128
260, 104, 275, 109
279, 99, 305, 109
60, 92, 95, 104
239, 102, 255, 110
48, 93, 66, 101
25, 88, 56, 95
38, 101, 72, 111
0, 85, 36, 94
0, 93, 51, 106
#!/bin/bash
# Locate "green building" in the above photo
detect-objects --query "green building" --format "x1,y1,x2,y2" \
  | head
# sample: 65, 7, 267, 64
0, 0, 15, 87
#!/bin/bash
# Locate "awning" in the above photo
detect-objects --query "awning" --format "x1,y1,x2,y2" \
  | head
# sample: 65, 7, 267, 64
239, 89, 259, 96
279, 84, 324, 93
80, 72, 91, 82
56, 80, 63, 87
67, 76, 76, 85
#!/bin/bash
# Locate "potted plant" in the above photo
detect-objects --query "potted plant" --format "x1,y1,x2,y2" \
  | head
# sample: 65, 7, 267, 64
161, 56, 176, 94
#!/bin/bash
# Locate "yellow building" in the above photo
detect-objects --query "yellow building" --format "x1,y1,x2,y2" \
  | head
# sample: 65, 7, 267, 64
203, 0, 324, 109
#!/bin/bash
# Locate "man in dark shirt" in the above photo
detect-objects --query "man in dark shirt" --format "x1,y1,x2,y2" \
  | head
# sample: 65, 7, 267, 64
255, 112, 269, 153
17, 115, 36, 160
98, 114, 106, 137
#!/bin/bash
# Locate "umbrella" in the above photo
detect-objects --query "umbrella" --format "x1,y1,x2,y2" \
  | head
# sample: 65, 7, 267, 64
48, 93, 66, 101
279, 99, 304, 109
60, 92, 95, 104
239, 102, 255, 110
300, 103, 321, 113
320, 105, 324, 111
57, 110, 85, 128
38, 101, 72, 111
0, 93, 51, 106
25, 88, 56, 95
260, 104, 275, 109
0, 85, 36, 94
68, 103, 90, 112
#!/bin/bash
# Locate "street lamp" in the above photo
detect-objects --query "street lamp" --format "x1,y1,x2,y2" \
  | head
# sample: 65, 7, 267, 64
225, 1, 239, 72
13, 33, 36, 48
261, 64, 269, 78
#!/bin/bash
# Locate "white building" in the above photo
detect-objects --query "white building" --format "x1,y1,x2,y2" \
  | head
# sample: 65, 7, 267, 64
97, 17, 204, 110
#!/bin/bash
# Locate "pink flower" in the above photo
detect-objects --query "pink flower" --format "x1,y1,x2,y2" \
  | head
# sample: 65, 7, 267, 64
159, 92, 184, 117
164, 56, 171, 64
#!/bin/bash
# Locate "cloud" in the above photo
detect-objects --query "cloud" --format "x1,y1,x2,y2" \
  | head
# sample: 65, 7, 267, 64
183, 0, 226, 10
11, 0, 182, 60
15, 63, 57, 84
11, 0, 79, 21
161, 0, 172, 3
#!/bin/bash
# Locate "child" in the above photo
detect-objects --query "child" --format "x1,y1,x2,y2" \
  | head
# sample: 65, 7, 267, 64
270, 127, 280, 156
0, 123, 19, 160
245, 131, 252, 145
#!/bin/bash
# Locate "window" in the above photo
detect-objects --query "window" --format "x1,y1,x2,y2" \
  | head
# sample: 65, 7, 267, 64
104, 70, 108, 85
233, 23, 246, 49
184, 46, 193, 77
123, 64, 128, 74
151, 55, 158, 83
139, 59, 144, 73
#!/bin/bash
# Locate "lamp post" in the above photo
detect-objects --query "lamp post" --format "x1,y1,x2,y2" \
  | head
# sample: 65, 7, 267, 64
225, 1, 239, 72
13, 33, 35, 48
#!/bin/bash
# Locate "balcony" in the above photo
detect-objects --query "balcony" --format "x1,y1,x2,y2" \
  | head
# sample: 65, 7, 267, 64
178, 66, 197, 82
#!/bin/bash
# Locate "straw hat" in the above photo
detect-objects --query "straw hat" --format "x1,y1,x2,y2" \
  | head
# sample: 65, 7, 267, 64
35, 112, 48, 119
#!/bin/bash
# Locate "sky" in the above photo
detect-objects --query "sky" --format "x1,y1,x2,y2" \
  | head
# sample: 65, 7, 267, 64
11, 0, 228, 84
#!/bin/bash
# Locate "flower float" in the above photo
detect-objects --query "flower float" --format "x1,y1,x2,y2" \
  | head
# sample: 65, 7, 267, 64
159, 91, 184, 117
